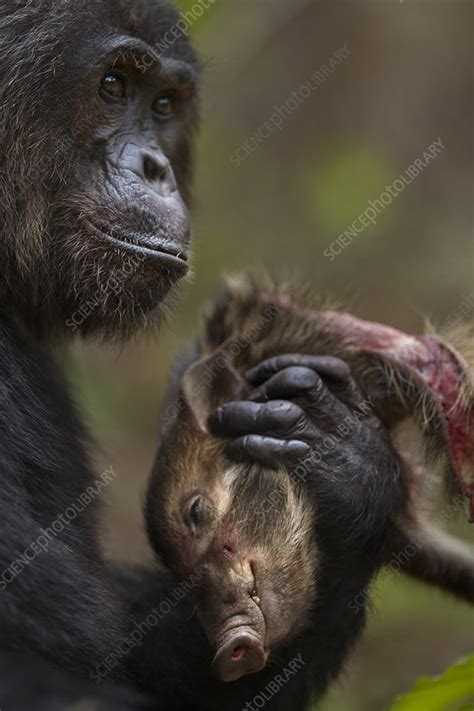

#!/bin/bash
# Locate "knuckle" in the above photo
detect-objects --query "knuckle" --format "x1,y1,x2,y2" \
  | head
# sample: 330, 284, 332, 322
323, 356, 351, 376
259, 357, 277, 377
218, 402, 234, 416
286, 366, 321, 390
294, 414, 312, 438
213, 406, 224, 424
287, 402, 306, 422
309, 373, 325, 395
305, 379, 327, 405
269, 356, 280, 370
241, 434, 253, 448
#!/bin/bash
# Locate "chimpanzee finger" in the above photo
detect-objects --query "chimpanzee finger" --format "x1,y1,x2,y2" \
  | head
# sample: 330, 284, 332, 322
248, 366, 354, 431
247, 353, 367, 413
207, 400, 305, 438
224, 435, 311, 467
246, 355, 350, 385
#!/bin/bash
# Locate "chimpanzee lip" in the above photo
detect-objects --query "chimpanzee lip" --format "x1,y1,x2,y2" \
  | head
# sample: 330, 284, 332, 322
86, 220, 189, 272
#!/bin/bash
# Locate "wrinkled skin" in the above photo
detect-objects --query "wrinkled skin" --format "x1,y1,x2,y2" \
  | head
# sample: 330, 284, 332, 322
1, 1, 401, 707
0, 0, 199, 340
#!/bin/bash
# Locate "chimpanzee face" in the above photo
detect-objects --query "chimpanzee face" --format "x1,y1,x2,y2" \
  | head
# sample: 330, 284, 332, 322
0, 0, 199, 337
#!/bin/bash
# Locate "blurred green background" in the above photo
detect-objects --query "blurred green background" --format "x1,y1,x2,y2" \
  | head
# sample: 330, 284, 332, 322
69, 1, 473, 709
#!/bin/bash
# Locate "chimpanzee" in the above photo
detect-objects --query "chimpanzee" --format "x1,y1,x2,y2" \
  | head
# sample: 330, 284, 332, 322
0, 1, 428, 710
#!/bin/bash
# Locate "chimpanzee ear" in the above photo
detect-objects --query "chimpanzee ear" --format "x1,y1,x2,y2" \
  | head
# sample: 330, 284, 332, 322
181, 351, 249, 431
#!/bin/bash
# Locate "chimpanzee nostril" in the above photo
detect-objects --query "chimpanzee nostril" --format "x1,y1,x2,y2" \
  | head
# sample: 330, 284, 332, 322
143, 154, 163, 183
141, 151, 177, 197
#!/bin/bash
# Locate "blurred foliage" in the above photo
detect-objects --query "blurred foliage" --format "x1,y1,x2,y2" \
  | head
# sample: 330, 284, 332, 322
300, 141, 396, 233
70, 1, 474, 709
388, 656, 474, 711
314, 569, 473, 711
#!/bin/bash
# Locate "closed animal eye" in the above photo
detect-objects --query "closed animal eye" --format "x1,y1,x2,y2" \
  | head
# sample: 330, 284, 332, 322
189, 496, 201, 527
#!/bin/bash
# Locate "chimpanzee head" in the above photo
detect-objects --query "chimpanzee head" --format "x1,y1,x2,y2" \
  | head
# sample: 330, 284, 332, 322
0, 0, 199, 338
146, 352, 317, 683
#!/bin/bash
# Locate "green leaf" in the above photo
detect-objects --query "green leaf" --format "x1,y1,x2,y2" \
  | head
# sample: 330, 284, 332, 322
389, 656, 474, 711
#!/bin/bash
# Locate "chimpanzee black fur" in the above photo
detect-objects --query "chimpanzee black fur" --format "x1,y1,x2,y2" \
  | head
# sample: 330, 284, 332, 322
0, 2, 405, 709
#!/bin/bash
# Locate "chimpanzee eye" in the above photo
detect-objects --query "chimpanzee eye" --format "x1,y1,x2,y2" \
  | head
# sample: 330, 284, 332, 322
153, 92, 177, 118
100, 73, 127, 100
189, 497, 201, 527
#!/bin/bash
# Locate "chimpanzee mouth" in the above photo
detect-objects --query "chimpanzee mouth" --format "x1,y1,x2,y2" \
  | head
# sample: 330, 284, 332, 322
86, 221, 189, 272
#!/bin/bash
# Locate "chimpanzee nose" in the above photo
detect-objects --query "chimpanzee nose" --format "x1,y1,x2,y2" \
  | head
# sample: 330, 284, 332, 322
212, 630, 267, 682
141, 150, 177, 197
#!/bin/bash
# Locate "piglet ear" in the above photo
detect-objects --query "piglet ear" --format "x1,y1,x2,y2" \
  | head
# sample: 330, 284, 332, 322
181, 349, 249, 431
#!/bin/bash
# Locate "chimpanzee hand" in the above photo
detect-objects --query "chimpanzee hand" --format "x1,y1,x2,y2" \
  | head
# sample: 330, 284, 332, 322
208, 354, 403, 536
208, 354, 377, 465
